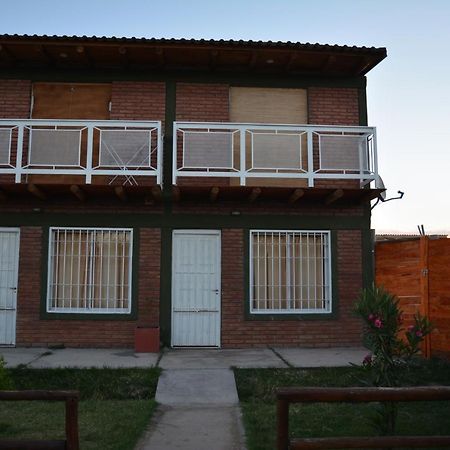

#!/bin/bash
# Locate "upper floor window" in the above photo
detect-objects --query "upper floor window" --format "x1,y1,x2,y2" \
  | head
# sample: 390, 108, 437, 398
32, 82, 111, 120
250, 230, 331, 314
47, 227, 133, 314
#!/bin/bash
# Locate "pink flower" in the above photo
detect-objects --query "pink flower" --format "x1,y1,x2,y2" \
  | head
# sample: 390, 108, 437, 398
416, 330, 423, 337
407, 325, 415, 332
363, 354, 373, 366
368, 314, 375, 321
374, 318, 383, 328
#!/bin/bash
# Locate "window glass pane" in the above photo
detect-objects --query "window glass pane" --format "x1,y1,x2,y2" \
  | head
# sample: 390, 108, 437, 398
251, 230, 331, 313
47, 228, 132, 313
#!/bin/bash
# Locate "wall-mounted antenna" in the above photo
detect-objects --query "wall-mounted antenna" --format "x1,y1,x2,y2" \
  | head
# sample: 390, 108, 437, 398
371, 190, 405, 210
417, 224, 426, 236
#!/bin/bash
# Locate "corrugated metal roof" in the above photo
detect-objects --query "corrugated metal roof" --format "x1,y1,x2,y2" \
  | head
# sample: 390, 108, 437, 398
0, 33, 387, 55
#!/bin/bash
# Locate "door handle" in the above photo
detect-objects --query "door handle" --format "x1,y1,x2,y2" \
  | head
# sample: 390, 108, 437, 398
212, 289, 220, 294
9, 287, 17, 292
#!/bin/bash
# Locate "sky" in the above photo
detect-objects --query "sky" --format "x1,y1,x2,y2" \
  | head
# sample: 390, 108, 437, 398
1, 0, 449, 234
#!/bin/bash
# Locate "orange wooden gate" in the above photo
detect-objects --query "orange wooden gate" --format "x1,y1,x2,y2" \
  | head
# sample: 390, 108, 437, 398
376, 236, 450, 358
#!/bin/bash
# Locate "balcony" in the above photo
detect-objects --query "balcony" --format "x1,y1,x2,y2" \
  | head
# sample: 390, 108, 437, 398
174, 122, 380, 187
0, 119, 162, 186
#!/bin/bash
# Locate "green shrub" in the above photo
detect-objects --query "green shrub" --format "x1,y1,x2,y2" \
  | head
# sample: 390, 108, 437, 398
0, 356, 13, 390
354, 285, 433, 435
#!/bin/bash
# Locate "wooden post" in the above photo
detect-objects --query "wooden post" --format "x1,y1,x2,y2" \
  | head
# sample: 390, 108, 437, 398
419, 236, 431, 358
65, 395, 79, 450
277, 398, 289, 450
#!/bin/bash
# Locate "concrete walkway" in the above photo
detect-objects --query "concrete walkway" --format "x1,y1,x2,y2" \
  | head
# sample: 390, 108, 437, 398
135, 368, 245, 449
1, 346, 367, 369
1, 346, 367, 449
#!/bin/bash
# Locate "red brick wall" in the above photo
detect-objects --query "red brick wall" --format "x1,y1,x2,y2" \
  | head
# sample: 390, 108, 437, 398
110, 81, 165, 125
176, 83, 229, 121
221, 228, 363, 347
16, 227, 160, 348
308, 87, 359, 125
0, 79, 31, 118
308, 87, 360, 188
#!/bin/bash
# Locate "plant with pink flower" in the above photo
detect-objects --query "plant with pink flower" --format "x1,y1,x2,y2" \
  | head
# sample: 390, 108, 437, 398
354, 285, 433, 435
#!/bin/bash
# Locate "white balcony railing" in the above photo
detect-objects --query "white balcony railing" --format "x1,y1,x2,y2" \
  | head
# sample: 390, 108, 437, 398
173, 122, 380, 188
0, 119, 162, 185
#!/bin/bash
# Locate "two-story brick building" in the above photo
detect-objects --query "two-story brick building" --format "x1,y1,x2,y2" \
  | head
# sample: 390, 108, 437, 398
0, 35, 386, 349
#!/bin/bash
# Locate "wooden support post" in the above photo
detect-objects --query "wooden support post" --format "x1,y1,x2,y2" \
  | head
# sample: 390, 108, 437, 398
209, 186, 219, 202
420, 236, 431, 358
69, 185, 85, 202
288, 188, 305, 204
248, 187, 261, 203
172, 186, 181, 202
277, 398, 289, 450
324, 189, 344, 205
28, 184, 47, 200
0, 188, 7, 201
65, 395, 79, 450
114, 186, 128, 202
151, 185, 162, 202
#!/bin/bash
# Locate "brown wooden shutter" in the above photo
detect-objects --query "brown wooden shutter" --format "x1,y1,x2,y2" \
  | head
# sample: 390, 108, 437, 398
32, 83, 111, 119
229, 87, 308, 187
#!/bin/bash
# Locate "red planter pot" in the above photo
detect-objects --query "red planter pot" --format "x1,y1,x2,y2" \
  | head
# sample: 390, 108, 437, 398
135, 327, 160, 353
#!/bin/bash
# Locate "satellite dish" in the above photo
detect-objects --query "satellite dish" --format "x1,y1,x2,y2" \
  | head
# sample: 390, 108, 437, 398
375, 175, 386, 200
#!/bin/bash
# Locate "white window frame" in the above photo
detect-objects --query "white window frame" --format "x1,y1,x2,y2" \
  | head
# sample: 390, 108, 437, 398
249, 229, 332, 314
46, 227, 133, 314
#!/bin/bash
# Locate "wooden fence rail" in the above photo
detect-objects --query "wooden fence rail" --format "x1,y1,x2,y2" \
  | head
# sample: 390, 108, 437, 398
277, 386, 450, 450
0, 390, 79, 450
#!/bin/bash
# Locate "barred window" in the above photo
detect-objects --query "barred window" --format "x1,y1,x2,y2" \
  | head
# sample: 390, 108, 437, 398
250, 230, 331, 313
47, 228, 133, 313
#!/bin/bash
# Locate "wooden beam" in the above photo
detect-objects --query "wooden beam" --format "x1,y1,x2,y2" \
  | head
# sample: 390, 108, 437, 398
248, 187, 261, 203
69, 185, 86, 202
209, 186, 220, 202
114, 186, 128, 202
286, 53, 298, 71
0, 43, 17, 65
357, 56, 373, 75
77, 45, 93, 67
321, 55, 337, 72
151, 185, 162, 202
324, 189, 344, 205
0, 188, 7, 201
248, 51, 258, 68
118, 46, 129, 67
38, 45, 55, 66
27, 184, 47, 200
172, 186, 181, 202
155, 48, 165, 66
144, 194, 155, 205
209, 49, 219, 69
288, 188, 305, 204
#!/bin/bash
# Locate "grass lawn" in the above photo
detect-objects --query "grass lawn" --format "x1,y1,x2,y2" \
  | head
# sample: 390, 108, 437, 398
0, 367, 161, 450
234, 358, 450, 450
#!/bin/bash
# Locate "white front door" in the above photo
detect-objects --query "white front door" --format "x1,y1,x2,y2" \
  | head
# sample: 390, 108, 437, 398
171, 230, 221, 347
0, 229, 20, 346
